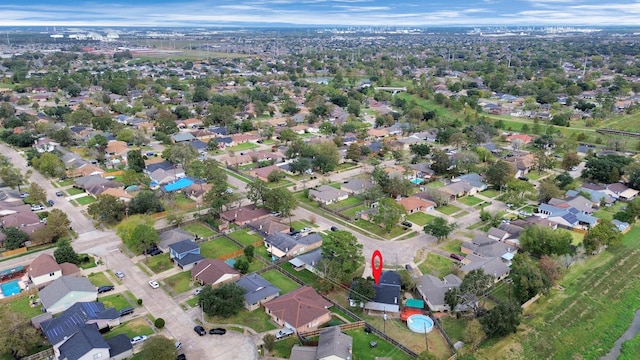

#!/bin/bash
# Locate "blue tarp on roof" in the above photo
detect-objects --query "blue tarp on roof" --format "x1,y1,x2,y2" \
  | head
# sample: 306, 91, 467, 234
163, 178, 194, 192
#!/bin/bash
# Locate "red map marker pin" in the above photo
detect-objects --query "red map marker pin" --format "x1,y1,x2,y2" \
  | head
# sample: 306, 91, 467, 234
372, 250, 383, 286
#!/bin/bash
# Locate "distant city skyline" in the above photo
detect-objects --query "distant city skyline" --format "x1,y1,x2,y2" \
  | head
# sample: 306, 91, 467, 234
1, 0, 639, 27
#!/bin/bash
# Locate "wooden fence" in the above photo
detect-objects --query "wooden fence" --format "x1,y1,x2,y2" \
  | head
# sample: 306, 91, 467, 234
298, 321, 365, 338
2, 247, 27, 258
0, 287, 37, 305
21, 348, 54, 360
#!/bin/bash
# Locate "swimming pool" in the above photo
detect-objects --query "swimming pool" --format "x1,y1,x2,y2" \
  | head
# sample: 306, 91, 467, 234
410, 178, 424, 185
225, 258, 236, 267
1, 280, 21, 297
407, 314, 433, 334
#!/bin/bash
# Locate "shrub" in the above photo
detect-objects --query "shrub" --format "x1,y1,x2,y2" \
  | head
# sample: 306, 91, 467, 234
154, 318, 165, 329
137, 298, 143, 305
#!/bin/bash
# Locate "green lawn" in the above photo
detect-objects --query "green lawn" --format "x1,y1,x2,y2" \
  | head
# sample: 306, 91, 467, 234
199, 237, 242, 259
185, 296, 199, 308
418, 253, 456, 278
440, 316, 473, 344
344, 329, 415, 360
75, 196, 96, 205
280, 263, 321, 288
164, 271, 192, 295
481, 189, 500, 198
570, 231, 584, 246
226, 142, 258, 152
526, 170, 549, 181
66, 187, 85, 195
78, 254, 98, 269
342, 205, 369, 219
229, 229, 263, 246
593, 202, 626, 222
457, 196, 484, 206
353, 219, 409, 239
5, 295, 46, 318
103, 317, 154, 339
58, 179, 74, 187
145, 253, 174, 274
436, 204, 460, 215
88, 272, 112, 287
182, 222, 216, 238
272, 336, 299, 358
407, 212, 437, 226
206, 308, 277, 333
453, 210, 469, 218
439, 239, 463, 254
99, 293, 134, 311
326, 196, 363, 210
426, 180, 445, 188
260, 269, 300, 294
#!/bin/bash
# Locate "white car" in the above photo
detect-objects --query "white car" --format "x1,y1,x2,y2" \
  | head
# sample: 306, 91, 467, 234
130, 335, 148, 345
31, 204, 44, 211
115, 271, 125, 279
195, 288, 203, 295
148, 280, 160, 289
300, 227, 311, 233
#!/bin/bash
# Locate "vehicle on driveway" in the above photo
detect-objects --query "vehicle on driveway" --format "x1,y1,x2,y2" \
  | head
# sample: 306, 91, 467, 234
119, 307, 134, 316
97, 285, 115, 294
19, 192, 29, 198
148, 280, 160, 289
130, 335, 148, 345
276, 328, 294, 339
144, 245, 162, 256
195, 288, 203, 295
209, 328, 226, 335
47, 200, 54, 206
115, 271, 125, 279
330, 226, 338, 231
194, 326, 206, 336
401, 221, 413, 228
176, 354, 187, 360
300, 227, 311, 233
31, 204, 44, 211
450, 253, 464, 261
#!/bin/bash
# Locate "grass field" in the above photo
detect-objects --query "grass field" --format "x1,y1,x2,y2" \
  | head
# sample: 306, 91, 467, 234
342, 204, 369, 219
88, 272, 112, 287
163, 271, 192, 295
439, 239, 463, 255
66, 187, 85, 196
326, 196, 363, 210
260, 269, 300, 294
418, 253, 456, 278
99, 293, 134, 311
229, 229, 263, 246
344, 329, 415, 360
457, 196, 484, 206
407, 212, 437, 226
436, 204, 460, 215
475, 225, 640, 359
145, 253, 173, 274
280, 262, 321, 289
75, 195, 96, 205
206, 308, 277, 333
182, 222, 216, 238
427, 180, 445, 188
199, 237, 242, 259
226, 142, 258, 152
103, 317, 154, 339
481, 189, 501, 198
353, 219, 409, 239
4, 295, 45, 318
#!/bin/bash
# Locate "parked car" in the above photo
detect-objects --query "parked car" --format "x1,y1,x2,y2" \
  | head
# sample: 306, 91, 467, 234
130, 335, 148, 345
401, 221, 413, 228
450, 253, 464, 261
330, 226, 338, 232
405, 264, 413, 272
47, 200, 54, 206
177, 354, 187, 360
31, 204, 44, 211
300, 227, 311, 233
97, 285, 115, 294
119, 307, 134, 316
143, 245, 161, 255
19, 192, 29, 198
195, 288, 203, 296
288, 230, 301, 237
275, 328, 294, 339
55, 191, 63, 197
269, 211, 282, 217
148, 280, 160, 289
209, 328, 226, 335
518, 176, 529, 181
194, 326, 207, 336
115, 271, 125, 279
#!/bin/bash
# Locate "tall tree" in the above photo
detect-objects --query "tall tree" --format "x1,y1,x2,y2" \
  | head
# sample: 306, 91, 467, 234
0, 307, 44, 358
430, 149, 451, 175
27, 182, 47, 205
88, 194, 128, 225
246, 179, 269, 206
350, 277, 377, 306
162, 143, 199, 172
3, 227, 29, 250
321, 230, 364, 283
371, 198, 407, 233
138, 336, 177, 360
485, 160, 516, 189
0, 167, 26, 192
31, 152, 66, 178
583, 219, 623, 254
128, 191, 165, 215
519, 225, 572, 256
423, 217, 456, 242
53, 239, 81, 265
479, 301, 522, 338
312, 141, 340, 173
127, 149, 145, 172
199, 283, 246, 318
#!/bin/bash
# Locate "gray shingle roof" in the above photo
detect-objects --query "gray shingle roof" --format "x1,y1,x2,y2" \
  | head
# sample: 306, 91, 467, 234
57, 324, 108, 360
39, 276, 95, 310
236, 274, 280, 306
41, 302, 118, 345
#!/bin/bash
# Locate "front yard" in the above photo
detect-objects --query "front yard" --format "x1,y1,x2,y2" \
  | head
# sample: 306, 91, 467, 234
145, 253, 173, 274
407, 212, 437, 226
163, 271, 193, 295
418, 253, 457, 278
436, 204, 460, 215
457, 196, 484, 206
75, 196, 96, 205
206, 308, 277, 333
353, 219, 409, 239
88, 272, 112, 287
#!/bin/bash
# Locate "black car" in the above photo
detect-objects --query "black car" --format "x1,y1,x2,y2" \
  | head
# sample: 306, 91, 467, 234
405, 264, 413, 272
401, 221, 412, 228
209, 328, 226, 335
143, 246, 160, 255
47, 200, 54, 206
97, 285, 115, 294
176, 354, 187, 360
518, 176, 529, 181
55, 191, 63, 197
288, 230, 301, 237
330, 226, 338, 232
450, 253, 464, 261
194, 326, 206, 336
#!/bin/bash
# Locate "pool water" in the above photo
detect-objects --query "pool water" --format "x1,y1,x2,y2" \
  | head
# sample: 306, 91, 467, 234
1, 280, 21, 297
411, 178, 424, 185
225, 258, 236, 267
407, 314, 434, 334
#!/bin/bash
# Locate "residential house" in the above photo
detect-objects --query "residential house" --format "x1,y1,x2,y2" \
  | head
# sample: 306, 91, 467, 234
158, 228, 195, 251
191, 259, 240, 287
290, 326, 353, 360
236, 274, 280, 311
416, 274, 463, 312
56, 324, 132, 360
171, 132, 196, 143
340, 179, 374, 195
607, 183, 639, 201
27, 253, 80, 288
39, 276, 97, 314
1, 211, 40, 228
397, 196, 436, 214
440, 181, 475, 199
363, 271, 402, 315
105, 140, 130, 159
40, 302, 120, 349
264, 233, 323, 258
461, 235, 517, 261
454, 173, 488, 192
220, 205, 271, 226
461, 255, 511, 282
251, 165, 281, 182
168, 240, 204, 270
67, 164, 105, 178
100, 187, 133, 202
288, 248, 322, 274
308, 185, 349, 205
248, 218, 290, 236
33, 138, 58, 153
506, 133, 533, 145
504, 153, 533, 177
538, 201, 599, 229
263, 286, 332, 333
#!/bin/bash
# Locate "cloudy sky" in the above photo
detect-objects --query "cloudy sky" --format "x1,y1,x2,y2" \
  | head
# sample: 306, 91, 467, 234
1, 0, 640, 27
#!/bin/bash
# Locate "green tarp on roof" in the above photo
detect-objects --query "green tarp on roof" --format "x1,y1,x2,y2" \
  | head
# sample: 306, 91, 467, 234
406, 299, 424, 309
